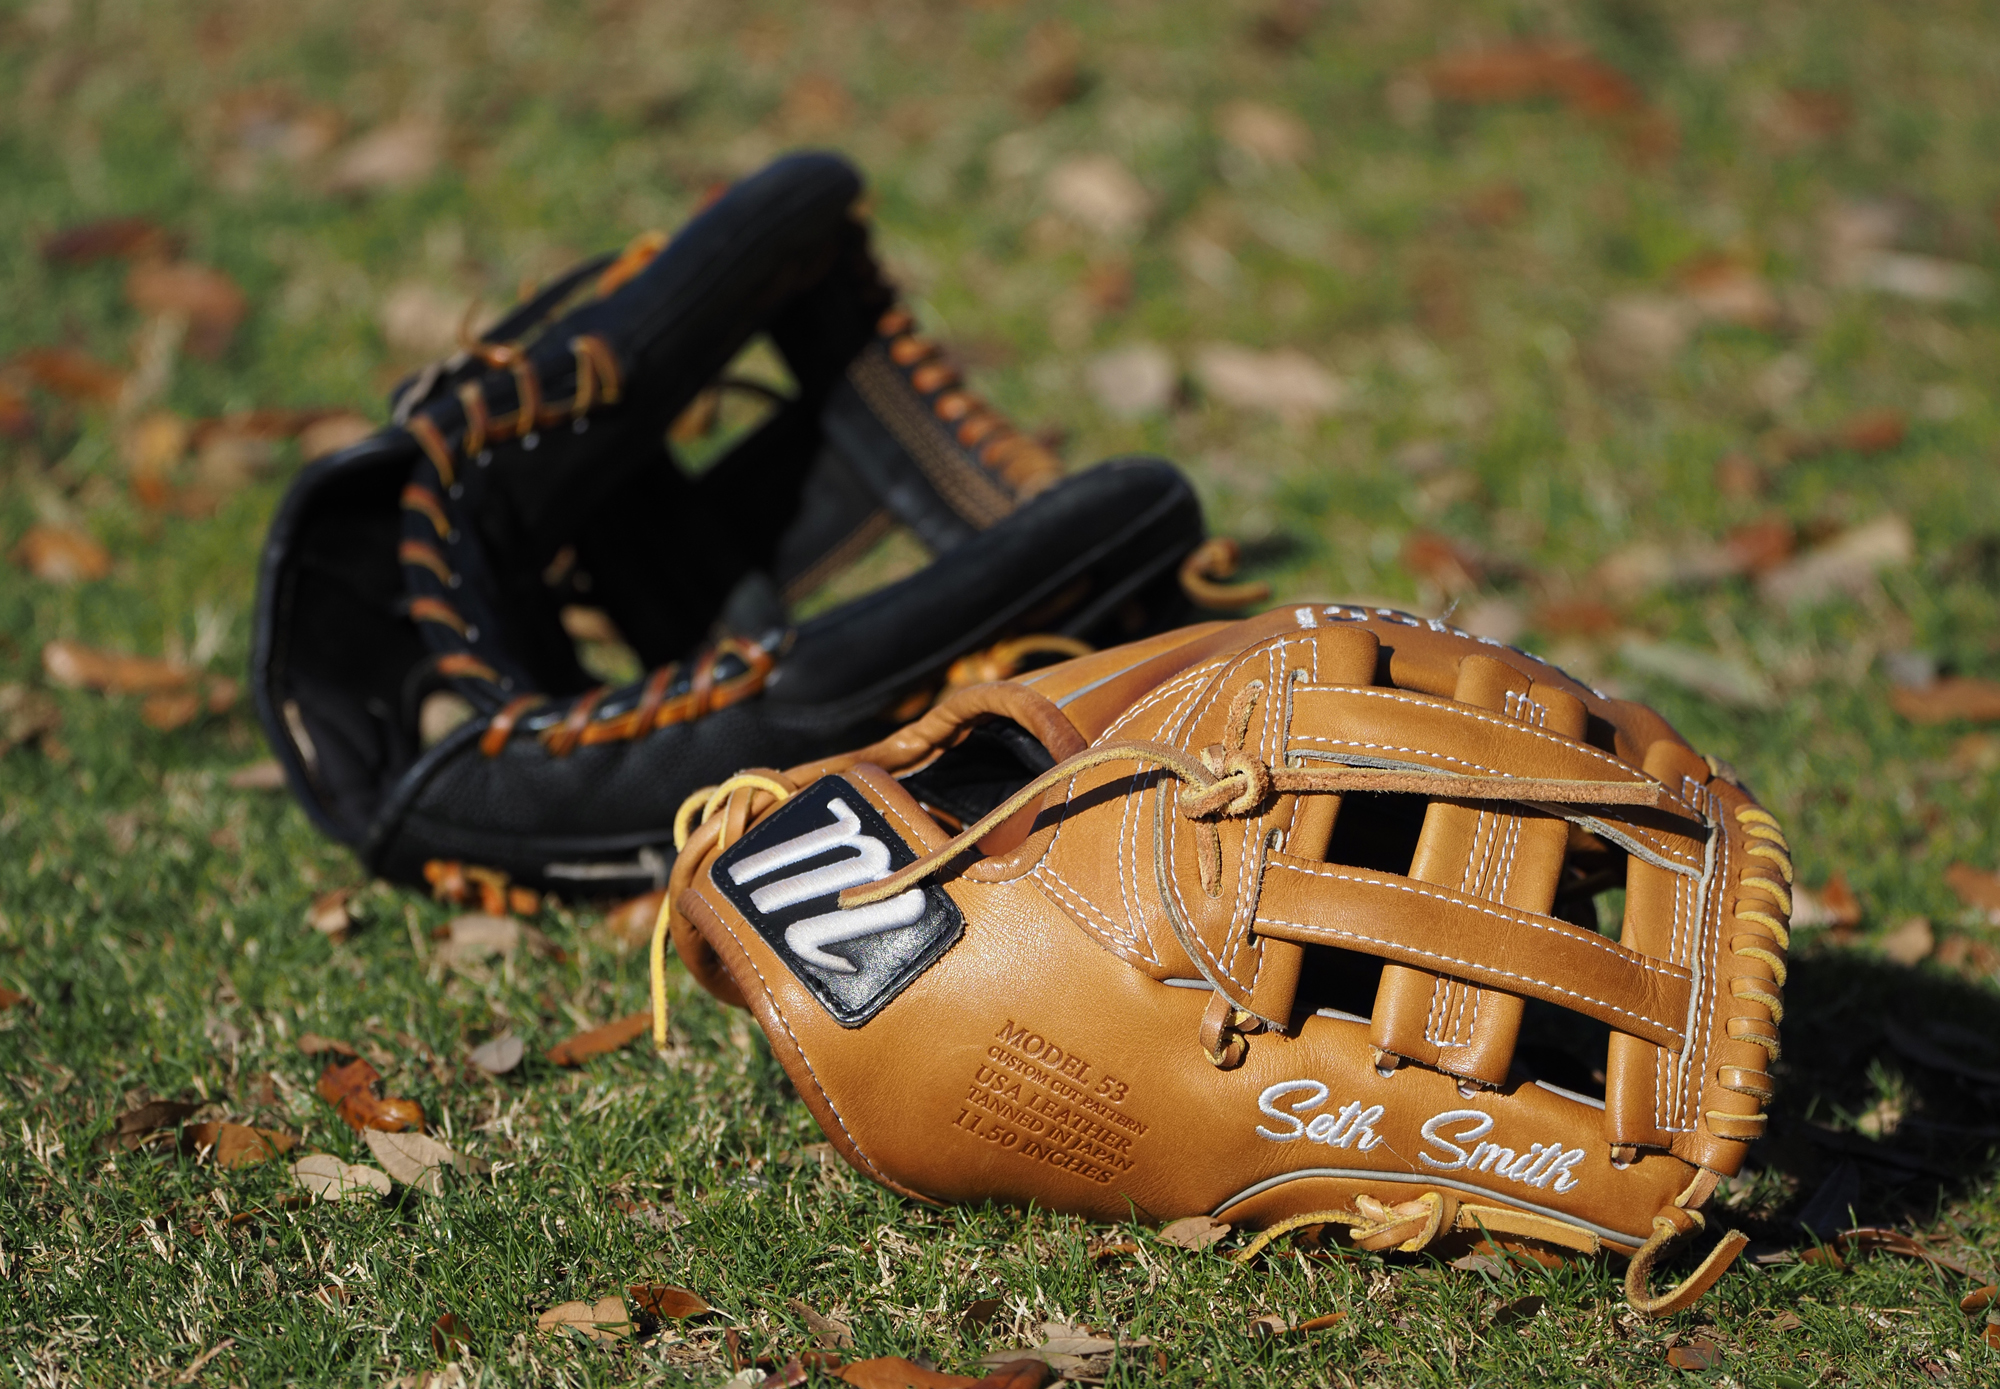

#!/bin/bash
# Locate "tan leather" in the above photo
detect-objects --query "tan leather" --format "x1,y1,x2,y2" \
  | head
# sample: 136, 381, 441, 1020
673, 605, 1786, 1300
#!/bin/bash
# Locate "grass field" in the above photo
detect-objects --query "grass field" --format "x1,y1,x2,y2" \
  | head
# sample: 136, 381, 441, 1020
6, 1, 2000, 1383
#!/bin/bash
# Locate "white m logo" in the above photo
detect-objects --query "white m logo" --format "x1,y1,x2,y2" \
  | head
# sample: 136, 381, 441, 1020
727, 796, 926, 974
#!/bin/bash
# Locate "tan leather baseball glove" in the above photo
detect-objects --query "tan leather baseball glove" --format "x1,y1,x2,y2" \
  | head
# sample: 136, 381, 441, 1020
656, 605, 1790, 1314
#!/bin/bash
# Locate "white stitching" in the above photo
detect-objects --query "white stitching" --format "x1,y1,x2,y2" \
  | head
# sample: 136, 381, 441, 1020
1256, 911, 1682, 1038
1264, 859, 1692, 988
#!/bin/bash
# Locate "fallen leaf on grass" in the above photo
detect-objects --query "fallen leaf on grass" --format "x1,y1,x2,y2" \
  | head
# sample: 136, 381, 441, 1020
0, 684, 62, 757
960, 1296, 1004, 1332
1086, 1239, 1138, 1262
184, 1121, 295, 1169
12, 346, 125, 404
1961, 1285, 1997, 1314
627, 1284, 711, 1319
1217, 100, 1312, 168
1424, 42, 1639, 113
41, 215, 178, 266
838, 1359, 988, 1389
1192, 344, 1344, 420
1017, 20, 1085, 116
140, 690, 203, 731
778, 72, 854, 136
1401, 530, 1487, 596
1792, 873, 1862, 930
126, 261, 247, 359
548, 1011, 651, 1067
1893, 680, 2000, 725
468, 1033, 524, 1075
298, 412, 374, 461
297, 1032, 358, 1057
1756, 515, 1914, 608
291, 1153, 392, 1201
432, 1312, 470, 1358
1947, 864, 2000, 917
1878, 916, 1935, 967
537, 1295, 633, 1344
1618, 637, 1776, 710
1861, 254, 1989, 305
1296, 1311, 1348, 1333
0, 378, 33, 437
1837, 408, 1908, 454
109, 1098, 199, 1151
304, 889, 355, 941
317, 1057, 424, 1133
1593, 295, 1696, 377
1157, 1215, 1230, 1250
440, 913, 525, 967
364, 1128, 486, 1193
785, 1297, 856, 1348
0, 986, 24, 1011
600, 890, 667, 950
1491, 1294, 1546, 1327
1679, 256, 1780, 331
226, 759, 286, 790
42, 640, 189, 694
325, 118, 443, 195
1044, 155, 1152, 240
13, 526, 111, 584
1664, 1337, 1722, 1370
1086, 343, 1176, 420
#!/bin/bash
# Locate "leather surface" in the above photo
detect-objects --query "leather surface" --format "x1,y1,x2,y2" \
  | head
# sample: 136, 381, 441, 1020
679, 605, 1790, 1247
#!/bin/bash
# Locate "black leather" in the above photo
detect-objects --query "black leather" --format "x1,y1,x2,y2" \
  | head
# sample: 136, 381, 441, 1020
253, 152, 1214, 896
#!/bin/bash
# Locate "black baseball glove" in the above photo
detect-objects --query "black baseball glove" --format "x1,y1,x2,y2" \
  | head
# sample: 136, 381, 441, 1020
253, 152, 1239, 898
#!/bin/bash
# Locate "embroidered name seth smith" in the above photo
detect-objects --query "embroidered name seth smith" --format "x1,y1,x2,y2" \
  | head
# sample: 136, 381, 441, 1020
1418, 1109, 1585, 1193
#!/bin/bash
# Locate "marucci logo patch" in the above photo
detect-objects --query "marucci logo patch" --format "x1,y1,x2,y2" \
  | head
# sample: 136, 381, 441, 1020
712, 777, 963, 1027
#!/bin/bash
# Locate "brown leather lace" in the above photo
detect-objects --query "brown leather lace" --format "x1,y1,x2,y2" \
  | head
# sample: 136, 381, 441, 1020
839, 738, 1687, 910
1179, 537, 1273, 609
875, 308, 1061, 496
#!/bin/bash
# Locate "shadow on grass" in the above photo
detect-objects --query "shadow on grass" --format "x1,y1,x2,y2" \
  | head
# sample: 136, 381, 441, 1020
1740, 944, 2000, 1245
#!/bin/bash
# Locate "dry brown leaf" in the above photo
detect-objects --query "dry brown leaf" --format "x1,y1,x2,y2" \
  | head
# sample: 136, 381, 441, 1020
14, 526, 111, 584
140, 690, 202, 732
1679, 256, 1780, 330
297, 412, 375, 462
1893, 679, 2000, 725
121, 412, 191, 503
316, 1057, 424, 1133
468, 1033, 524, 1075
1157, 1215, 1230, 1250
1297, 1311, 1348, 1332
1594, 294, 1696, 377
960, 1296, 1005, 1331
440, 913, 524, 968
1492, 1294, 1546, 1327
536, 1295, 633, 1344
1086, 342, 1175, 420
548, 1011, 651, 1067
13, 346, 126, 404
0, 684, 61, 756
363, 1127, 485, 1193
1401, 531, 1486, 596
432, 1312, 470, 1359
326, 118, 443, 194
184, 1121, 295, 1169
1086, 1240, 1138, 1262
42, 215, 178, 266
0, 378, 34, 438
43, 640, 191, 694
126, 261, 247, 359
1947, 864, 2000, 915
1193, 344, 1343, 419
194, 428, 275, 490
1793, 873, 1863, 930
788, 1296, 856, 1348
379, 282, 467, 359
291, 1153, 392, 1201
1756, 515, 1914, 608
226, 759, 286, 790
109, 1098, 199, 1150
1961, 1285, 1997, 1314
1044, 155, 1153, 240
297, 1032, 358, 1057
1664, 1337, 1721, 1370
627, 1283, 711, 1319
837, 1358, 984, 1389
1984, 1321, 2000, 1352
1217, 100, 1312, 167
1839, 408, 1908, 454
0, 985, 25, 1010
779, 73, 853, 134
601, 890, 668, 950
306, 889, 355, 940
1017, 20, 1085, 115
1880, 915, 1937, 967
